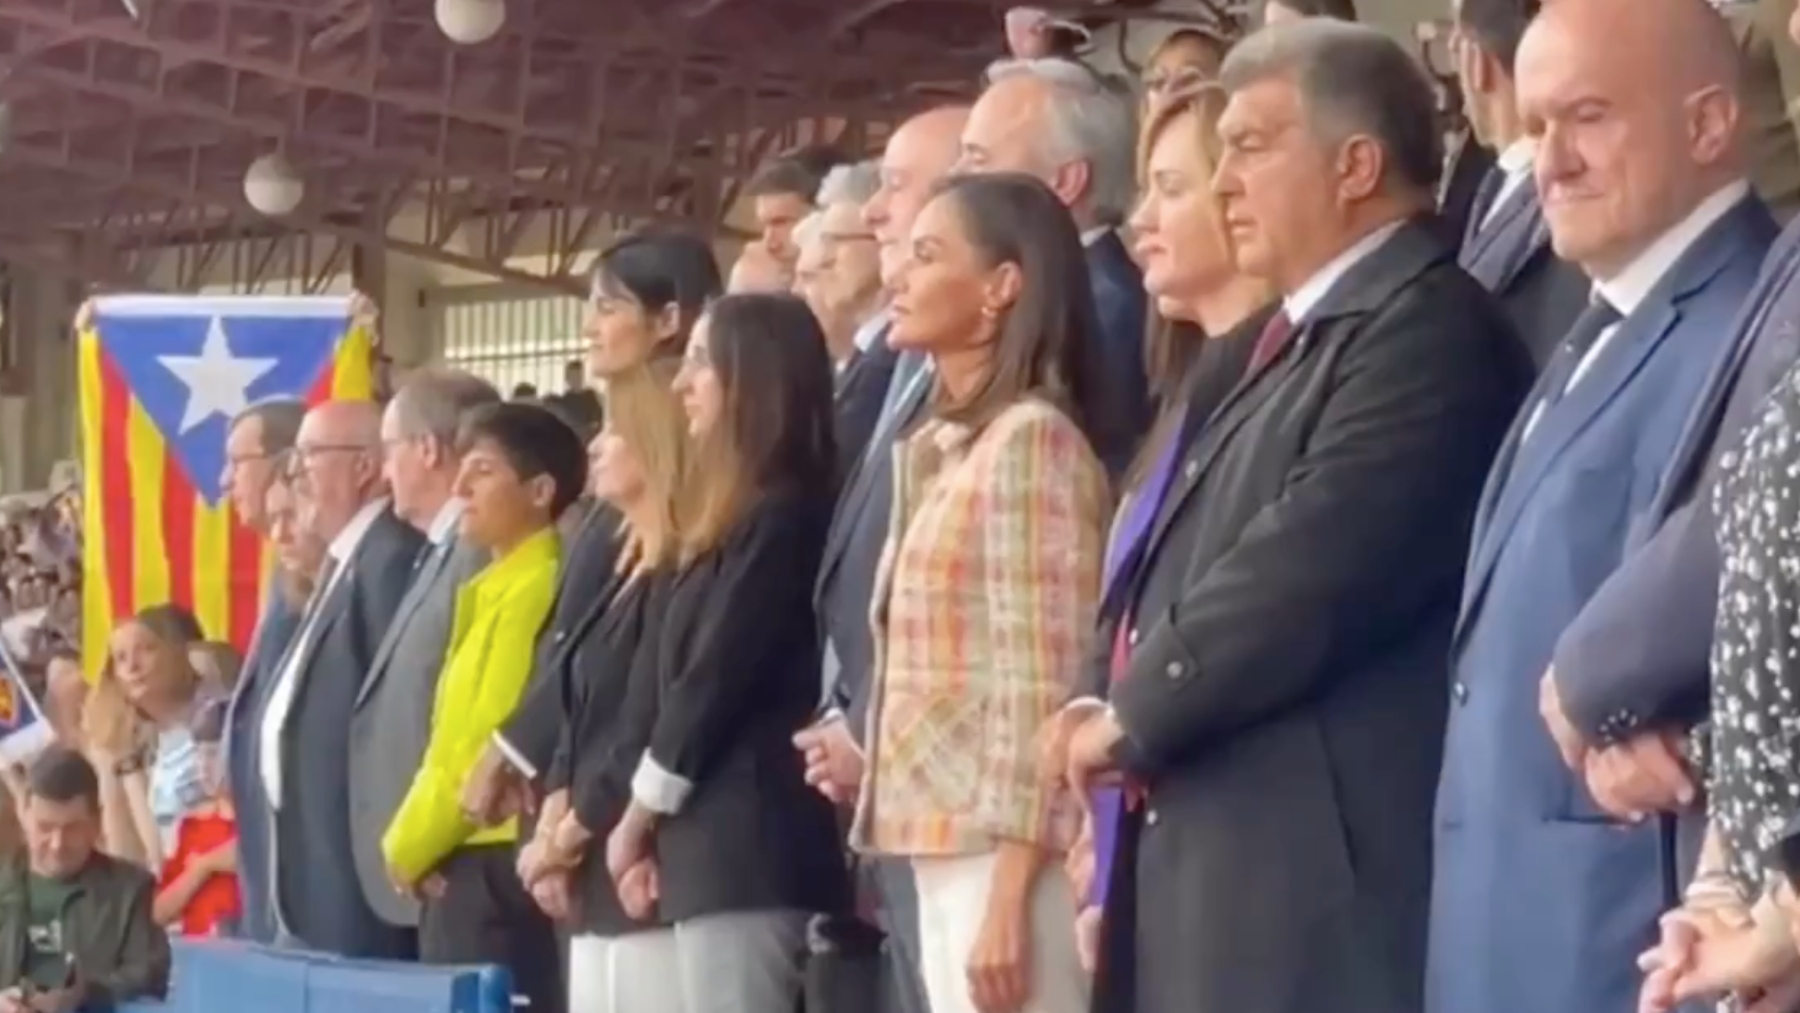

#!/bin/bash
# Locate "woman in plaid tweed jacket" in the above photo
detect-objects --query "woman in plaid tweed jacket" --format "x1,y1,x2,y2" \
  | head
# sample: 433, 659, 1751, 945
849, 173, 1111, 1013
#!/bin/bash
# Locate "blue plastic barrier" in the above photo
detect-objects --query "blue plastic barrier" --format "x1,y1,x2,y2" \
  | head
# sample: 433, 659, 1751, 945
113, 940, 513, 1013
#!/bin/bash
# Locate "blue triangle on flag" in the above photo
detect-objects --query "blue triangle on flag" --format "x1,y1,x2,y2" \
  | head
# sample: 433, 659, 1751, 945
96, 311, 347, 507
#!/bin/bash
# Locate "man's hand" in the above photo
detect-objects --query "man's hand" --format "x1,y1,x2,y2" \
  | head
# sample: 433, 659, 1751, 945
1584, 731, 1697, 821
617, 859, 661, 921
1065, 708, 1125, 798
792, 715, 865, 806
461, 744, 532, 827
1038, 700, 1106, 785
606, 814, 653, 885
1538, 668, 1588, 770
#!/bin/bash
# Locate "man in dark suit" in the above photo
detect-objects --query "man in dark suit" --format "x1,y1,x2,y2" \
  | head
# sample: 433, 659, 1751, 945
1543, 0, 1800, 935
794, 103, 970, 1013
958, 57, 1149, 473
218, 397, 305, 945
1451, 0, 1589, 366
346, 370, 498, 939
790, 160, 895, 471
256, 400, 424, 957
1430, 2, 1776, 1011
1055, 20, 1531, 1013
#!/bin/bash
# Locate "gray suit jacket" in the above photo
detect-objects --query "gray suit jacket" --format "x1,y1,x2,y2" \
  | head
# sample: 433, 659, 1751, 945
347, 535, 487, 926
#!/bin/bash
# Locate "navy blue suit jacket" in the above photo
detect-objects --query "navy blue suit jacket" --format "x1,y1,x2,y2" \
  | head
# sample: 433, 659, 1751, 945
223, 580, 302, 945
1554, 210, 1800, 742
1085, 231, 1151, 475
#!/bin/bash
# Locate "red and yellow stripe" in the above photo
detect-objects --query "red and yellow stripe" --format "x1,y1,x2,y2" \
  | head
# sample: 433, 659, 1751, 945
78, 322, 374, 677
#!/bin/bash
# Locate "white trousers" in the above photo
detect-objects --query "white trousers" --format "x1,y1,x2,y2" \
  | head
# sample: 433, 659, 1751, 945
567, 910, 807, 1013
911, 852, 1089, 1013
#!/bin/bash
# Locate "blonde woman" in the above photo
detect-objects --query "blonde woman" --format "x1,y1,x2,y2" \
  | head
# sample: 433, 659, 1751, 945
518, 359, 702, 1013
1056, 79, 1279, 975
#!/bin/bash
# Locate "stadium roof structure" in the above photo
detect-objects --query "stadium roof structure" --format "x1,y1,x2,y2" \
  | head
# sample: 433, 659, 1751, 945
0, 0, 1016, 291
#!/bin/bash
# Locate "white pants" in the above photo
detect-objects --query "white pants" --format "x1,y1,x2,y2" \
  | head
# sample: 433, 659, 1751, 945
568, 911, 807, 1013
912, 853, 1089, 1013
568, 930, 685, 1013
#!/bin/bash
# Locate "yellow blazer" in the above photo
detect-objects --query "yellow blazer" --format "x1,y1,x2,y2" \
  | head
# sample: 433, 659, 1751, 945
382, 528, 561, 882
852, 397, 1108, 857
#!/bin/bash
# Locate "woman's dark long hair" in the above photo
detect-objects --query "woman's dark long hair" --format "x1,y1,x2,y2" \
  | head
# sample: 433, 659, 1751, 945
685, 293, 838, 559
591, 230, 723, 358
921, 173, 1109, 446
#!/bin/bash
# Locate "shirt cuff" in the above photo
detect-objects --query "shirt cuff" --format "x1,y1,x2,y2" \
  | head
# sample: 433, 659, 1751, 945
630, 751, 694, 815
493, 732, 539, 783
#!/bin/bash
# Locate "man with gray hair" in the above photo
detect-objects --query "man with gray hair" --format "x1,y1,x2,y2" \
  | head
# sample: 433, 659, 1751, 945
1052, 18, 1529, 1013
347, 369, 499, 945
792, 159, 894, 468
959, 57, 1149, 473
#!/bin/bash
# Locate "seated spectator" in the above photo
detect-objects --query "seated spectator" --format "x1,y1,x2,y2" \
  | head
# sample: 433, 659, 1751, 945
0, 747, 169, 1011
153, 701, 238, 937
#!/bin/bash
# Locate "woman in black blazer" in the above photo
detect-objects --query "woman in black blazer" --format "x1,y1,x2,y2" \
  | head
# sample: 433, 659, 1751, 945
607, 292, 851, 1013
515, 359, 698, 1013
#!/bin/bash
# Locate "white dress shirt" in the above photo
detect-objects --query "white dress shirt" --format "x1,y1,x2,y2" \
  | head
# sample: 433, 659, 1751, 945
1482, 138, 1538, 231
1519, 180, 1750, 442
425, 498, 464, 547
260, 498, 388, 807
1284, 221, 1407, 324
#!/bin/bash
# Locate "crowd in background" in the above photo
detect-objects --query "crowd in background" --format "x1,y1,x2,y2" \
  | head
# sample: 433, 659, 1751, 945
16, 2, 1800, 1013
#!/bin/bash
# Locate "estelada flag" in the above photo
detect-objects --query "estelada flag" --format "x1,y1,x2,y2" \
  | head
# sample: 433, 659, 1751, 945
77, 295, 373, 676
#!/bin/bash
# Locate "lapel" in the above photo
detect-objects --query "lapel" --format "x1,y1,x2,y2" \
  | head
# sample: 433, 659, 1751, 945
1461, 177, 1536, 272
1649, 225, 1800, 522
817, 356, 931, 598
1135, 219, 1450, 574
354, 539, 453, 709
1454, 195, 1769, 646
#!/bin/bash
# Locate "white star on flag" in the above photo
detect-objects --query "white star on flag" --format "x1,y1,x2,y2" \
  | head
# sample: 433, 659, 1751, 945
157, 316, 280, 434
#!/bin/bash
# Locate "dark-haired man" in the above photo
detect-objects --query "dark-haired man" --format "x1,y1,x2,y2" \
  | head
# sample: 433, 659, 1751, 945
746, 145, 852, 271
1452, 0, 1587, 366
0, 748, 168, 1013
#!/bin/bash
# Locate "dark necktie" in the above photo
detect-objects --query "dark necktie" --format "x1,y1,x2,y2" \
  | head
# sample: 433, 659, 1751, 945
1247, 309, 1296, 377
1536, 296, 1623, 416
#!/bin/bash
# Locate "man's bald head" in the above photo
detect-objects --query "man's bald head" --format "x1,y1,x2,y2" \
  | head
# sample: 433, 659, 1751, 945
865, 104, 971, 288
1518, 0, 1745, 278
295, 399, 384, 541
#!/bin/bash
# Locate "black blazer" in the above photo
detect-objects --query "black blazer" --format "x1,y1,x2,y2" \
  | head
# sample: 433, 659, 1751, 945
275, 507, 425, 958
500, 506, 624, 777
1089, 220, 1531, 1013
644, 486, 850, 922
545, 566, 668, 936
835, 337, 899, 477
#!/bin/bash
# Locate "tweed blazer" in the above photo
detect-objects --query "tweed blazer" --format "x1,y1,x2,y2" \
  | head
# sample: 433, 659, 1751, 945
852, 396, 1108, 857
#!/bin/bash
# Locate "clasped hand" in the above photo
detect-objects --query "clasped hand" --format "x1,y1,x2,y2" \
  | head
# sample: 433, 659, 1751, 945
1639, 905, 1800, 1013
1538, 669, 1695, 821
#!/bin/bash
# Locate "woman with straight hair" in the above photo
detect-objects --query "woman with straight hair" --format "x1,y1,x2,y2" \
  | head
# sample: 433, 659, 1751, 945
604, 293, 849, 1013
517, 358, 702, 1013
1054, 79, 1278, 977
585, 230, 724, 380
847, 172, 1112, 1013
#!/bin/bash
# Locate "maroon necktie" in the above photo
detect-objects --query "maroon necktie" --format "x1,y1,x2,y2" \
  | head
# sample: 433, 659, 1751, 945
1247, 309, 1296, 377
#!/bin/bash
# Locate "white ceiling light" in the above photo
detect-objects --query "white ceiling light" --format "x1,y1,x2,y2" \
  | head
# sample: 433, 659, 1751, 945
435, 0, 505, 45
243, 153, 304, 217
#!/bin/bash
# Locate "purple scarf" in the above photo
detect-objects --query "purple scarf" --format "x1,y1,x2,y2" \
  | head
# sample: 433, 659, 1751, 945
1088, 430, 1184, 909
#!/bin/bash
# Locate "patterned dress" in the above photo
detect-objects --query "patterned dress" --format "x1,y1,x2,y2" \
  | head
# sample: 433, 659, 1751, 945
1711, 357, 1800, 903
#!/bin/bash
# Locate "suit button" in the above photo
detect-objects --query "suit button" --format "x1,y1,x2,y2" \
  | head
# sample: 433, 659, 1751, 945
553, 630, 567, 644
1145, 808, 1160, 827
1453, 681, 1469, 704
1183, 460, 1200, 480
1127, 628, 1139, 646
1164, 661, 1183, 680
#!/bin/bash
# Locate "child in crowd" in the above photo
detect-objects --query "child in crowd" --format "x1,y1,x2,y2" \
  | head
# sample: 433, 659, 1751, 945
152, 701, 238, 936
